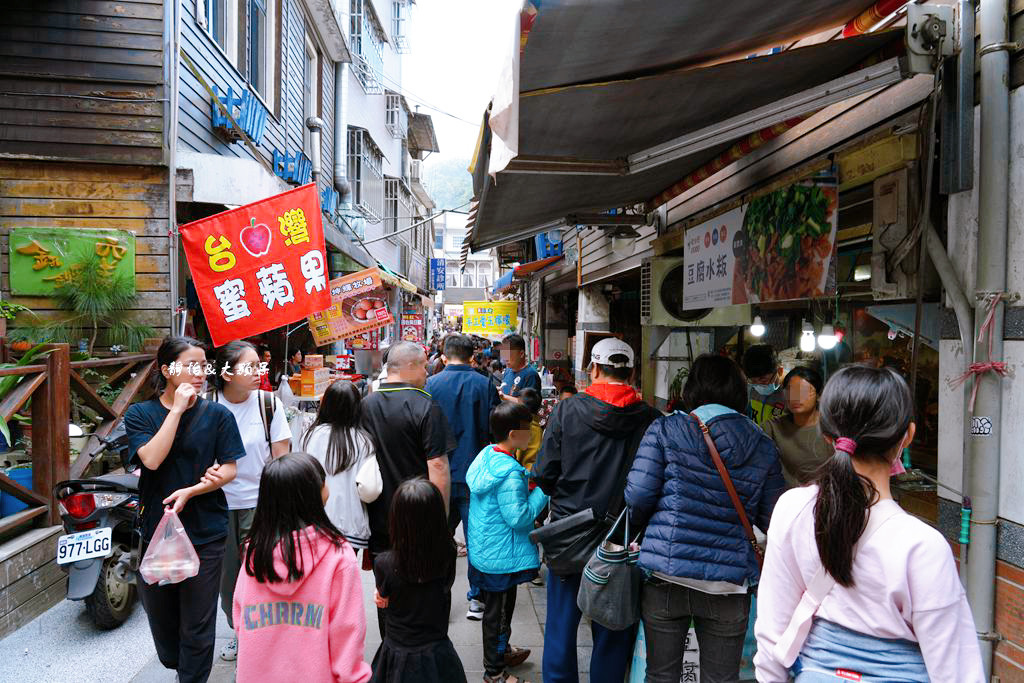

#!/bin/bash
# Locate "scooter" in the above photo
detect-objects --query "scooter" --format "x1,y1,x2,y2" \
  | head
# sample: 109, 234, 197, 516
53, 423, 141, 629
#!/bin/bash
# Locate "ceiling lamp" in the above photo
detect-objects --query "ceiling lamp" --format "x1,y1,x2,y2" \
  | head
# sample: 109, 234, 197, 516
800, 320, 816, 352
818, 324, 838, 350
750, 315, 766, 337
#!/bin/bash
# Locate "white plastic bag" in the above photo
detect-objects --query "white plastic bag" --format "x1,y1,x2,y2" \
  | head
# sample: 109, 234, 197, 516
139, 508, 200, 586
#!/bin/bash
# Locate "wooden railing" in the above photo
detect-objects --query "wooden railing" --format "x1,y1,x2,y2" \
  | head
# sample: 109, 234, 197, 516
0, 344, 155, 535
69, 354, 156, 479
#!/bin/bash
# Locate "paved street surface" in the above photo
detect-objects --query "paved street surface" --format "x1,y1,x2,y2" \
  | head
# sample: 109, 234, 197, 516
1, 554, 594, 683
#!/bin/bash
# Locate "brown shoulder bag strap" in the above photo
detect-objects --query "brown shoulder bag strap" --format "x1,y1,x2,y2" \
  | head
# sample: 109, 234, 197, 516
690, 411, 764, 569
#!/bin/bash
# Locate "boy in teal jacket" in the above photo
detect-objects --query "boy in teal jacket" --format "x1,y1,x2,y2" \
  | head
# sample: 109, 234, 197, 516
466, 402, 549, 683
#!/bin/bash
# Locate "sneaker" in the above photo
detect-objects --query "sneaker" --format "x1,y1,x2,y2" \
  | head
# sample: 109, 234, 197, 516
219, 636, 238, 661
466, 598, 485, 620
530, 574, 544, 587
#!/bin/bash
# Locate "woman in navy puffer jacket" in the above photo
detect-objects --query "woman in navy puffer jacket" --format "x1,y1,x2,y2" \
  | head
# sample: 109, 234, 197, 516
626, 354, 784, 683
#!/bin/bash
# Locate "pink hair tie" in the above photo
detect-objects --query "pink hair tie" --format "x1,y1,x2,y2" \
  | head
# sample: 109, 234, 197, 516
835, 437, 857, 455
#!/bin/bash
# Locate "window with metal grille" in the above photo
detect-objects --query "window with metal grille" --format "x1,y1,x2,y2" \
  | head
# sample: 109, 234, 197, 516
350, 0, 384, 94
386, 92, 408, 140
384, 177, 413, 236
348, 128, 384, 222
393, 0, 410, 53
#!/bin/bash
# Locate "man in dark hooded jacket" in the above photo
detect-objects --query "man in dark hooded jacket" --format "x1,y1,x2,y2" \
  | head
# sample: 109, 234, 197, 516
532, 337, 661, 683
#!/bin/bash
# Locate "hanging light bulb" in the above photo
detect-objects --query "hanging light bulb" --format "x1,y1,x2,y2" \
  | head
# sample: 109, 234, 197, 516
750, 315, 766, 337
800, 320, 816, 352
818, 324, 838, 350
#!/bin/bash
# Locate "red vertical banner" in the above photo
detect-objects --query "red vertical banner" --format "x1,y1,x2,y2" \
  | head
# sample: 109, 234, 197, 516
179, 184, 331, 347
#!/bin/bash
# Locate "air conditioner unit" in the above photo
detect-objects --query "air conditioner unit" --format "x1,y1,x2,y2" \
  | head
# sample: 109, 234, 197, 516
641, 257, 752, 327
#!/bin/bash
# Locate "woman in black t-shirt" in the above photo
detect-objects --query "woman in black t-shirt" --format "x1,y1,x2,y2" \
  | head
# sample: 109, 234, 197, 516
125, 336, 246, 683
371, 478, 466, 683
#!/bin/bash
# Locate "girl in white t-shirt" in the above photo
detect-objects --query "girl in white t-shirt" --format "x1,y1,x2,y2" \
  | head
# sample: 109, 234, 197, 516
211, 340, 292, 662
754, 365, 983, 682
302, 380, 382, 552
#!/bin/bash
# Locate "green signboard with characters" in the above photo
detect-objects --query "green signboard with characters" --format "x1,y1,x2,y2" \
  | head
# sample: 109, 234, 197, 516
8, 227, 136, 296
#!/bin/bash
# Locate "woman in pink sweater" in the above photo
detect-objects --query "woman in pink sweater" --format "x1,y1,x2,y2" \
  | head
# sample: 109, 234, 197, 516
754, 366, 983, 682
233, 453, 372, 683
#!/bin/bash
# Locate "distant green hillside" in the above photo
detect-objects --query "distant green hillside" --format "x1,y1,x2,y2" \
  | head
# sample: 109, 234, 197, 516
423, 156, 473, 211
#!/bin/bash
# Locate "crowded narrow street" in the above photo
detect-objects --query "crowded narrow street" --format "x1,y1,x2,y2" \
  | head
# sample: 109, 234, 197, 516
2, 552, 566, 683
2, 0, 1024, 682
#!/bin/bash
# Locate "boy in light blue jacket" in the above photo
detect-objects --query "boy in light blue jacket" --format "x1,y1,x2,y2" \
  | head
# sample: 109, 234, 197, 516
466, 401, 549, 683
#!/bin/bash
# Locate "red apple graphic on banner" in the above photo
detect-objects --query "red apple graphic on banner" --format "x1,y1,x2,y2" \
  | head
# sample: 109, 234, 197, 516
240, 217, 272, 257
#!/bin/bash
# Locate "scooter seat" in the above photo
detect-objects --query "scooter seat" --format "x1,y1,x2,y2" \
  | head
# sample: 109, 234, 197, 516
94, 473, 140, 491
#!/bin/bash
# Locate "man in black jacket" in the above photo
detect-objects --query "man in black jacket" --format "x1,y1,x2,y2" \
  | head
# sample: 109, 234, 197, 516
533, 338, 661, 683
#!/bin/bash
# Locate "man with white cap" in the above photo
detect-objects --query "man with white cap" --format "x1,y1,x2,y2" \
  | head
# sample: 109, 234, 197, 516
532, 337, 661, 683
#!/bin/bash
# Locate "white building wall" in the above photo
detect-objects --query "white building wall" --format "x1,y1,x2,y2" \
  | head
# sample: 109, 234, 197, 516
939, 88, 1024, 524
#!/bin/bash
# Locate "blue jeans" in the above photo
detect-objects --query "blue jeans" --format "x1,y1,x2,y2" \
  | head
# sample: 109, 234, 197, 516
543, 572, 635, 683
449, 482, 480, 601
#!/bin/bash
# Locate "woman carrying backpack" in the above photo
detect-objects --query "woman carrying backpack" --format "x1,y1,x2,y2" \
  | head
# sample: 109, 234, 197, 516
754, 366, 983, 682
211, 340, 292, 662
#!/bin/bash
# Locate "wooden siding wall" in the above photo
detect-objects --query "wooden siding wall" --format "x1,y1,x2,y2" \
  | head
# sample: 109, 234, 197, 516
0, 0, 166, 165
179, 0, 339, 201
178, 0, 286, 166
0, 161, 174, 339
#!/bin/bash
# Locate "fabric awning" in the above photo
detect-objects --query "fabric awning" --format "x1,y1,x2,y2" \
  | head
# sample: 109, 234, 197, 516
377, 263, 417, 293
466, 0, 910, 252
491, 254, 565, 295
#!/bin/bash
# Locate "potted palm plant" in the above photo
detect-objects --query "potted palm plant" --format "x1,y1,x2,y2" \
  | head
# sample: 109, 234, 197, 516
10, 254, 153, 356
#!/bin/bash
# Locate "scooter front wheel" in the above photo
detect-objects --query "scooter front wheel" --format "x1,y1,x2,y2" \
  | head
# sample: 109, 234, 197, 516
84, 545, 136, 629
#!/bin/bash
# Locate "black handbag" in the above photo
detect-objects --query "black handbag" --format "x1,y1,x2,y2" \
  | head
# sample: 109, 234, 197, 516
528, 426, 644, 576
531, 510, 611, 576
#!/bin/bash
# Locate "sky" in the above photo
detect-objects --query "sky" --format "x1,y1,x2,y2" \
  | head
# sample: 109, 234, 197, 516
401, 0, 522, 165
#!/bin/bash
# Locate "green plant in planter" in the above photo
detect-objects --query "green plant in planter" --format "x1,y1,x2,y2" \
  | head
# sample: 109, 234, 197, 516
0, 301, 30, 321
0, 343, 52, 447
9, 254, 153, 356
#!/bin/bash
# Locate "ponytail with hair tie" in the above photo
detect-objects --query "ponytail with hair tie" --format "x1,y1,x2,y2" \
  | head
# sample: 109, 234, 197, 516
813, 366, 913, 588
834, 437, 857, 455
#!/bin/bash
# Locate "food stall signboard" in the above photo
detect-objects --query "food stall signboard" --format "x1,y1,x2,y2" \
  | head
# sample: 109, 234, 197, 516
683, 180, 838, 310
308, 267, 393, 346
463, 301, 517, 339
180, 183, 330, 347
401, 312, 424, 342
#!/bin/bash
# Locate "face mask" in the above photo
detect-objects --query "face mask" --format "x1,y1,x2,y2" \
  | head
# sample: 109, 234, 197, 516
751, 382, 780, 396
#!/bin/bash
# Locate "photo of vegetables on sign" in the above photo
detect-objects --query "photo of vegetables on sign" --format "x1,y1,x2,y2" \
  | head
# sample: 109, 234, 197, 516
179, 184, 330, 347
682, 179, 837, 310
733, 182, 837, 304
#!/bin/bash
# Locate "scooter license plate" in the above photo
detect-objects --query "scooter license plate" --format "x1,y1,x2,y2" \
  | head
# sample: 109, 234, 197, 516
56, 527, 113, 565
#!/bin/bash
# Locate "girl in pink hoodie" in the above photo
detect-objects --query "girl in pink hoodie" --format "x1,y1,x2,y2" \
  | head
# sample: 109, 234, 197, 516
233, 453, 372, 683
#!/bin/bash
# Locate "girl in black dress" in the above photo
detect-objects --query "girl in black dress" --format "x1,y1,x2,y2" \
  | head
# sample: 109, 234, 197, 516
370, 478, 467, 683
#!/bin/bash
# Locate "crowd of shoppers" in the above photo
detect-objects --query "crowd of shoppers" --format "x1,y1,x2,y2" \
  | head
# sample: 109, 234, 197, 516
125, 332, 983, 683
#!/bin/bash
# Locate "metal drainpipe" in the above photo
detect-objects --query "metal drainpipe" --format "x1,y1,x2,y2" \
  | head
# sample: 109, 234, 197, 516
334, 61, 350, 207
967, 0, 1011, 674
307, 116, 324, 185
166, 0, 181, 332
